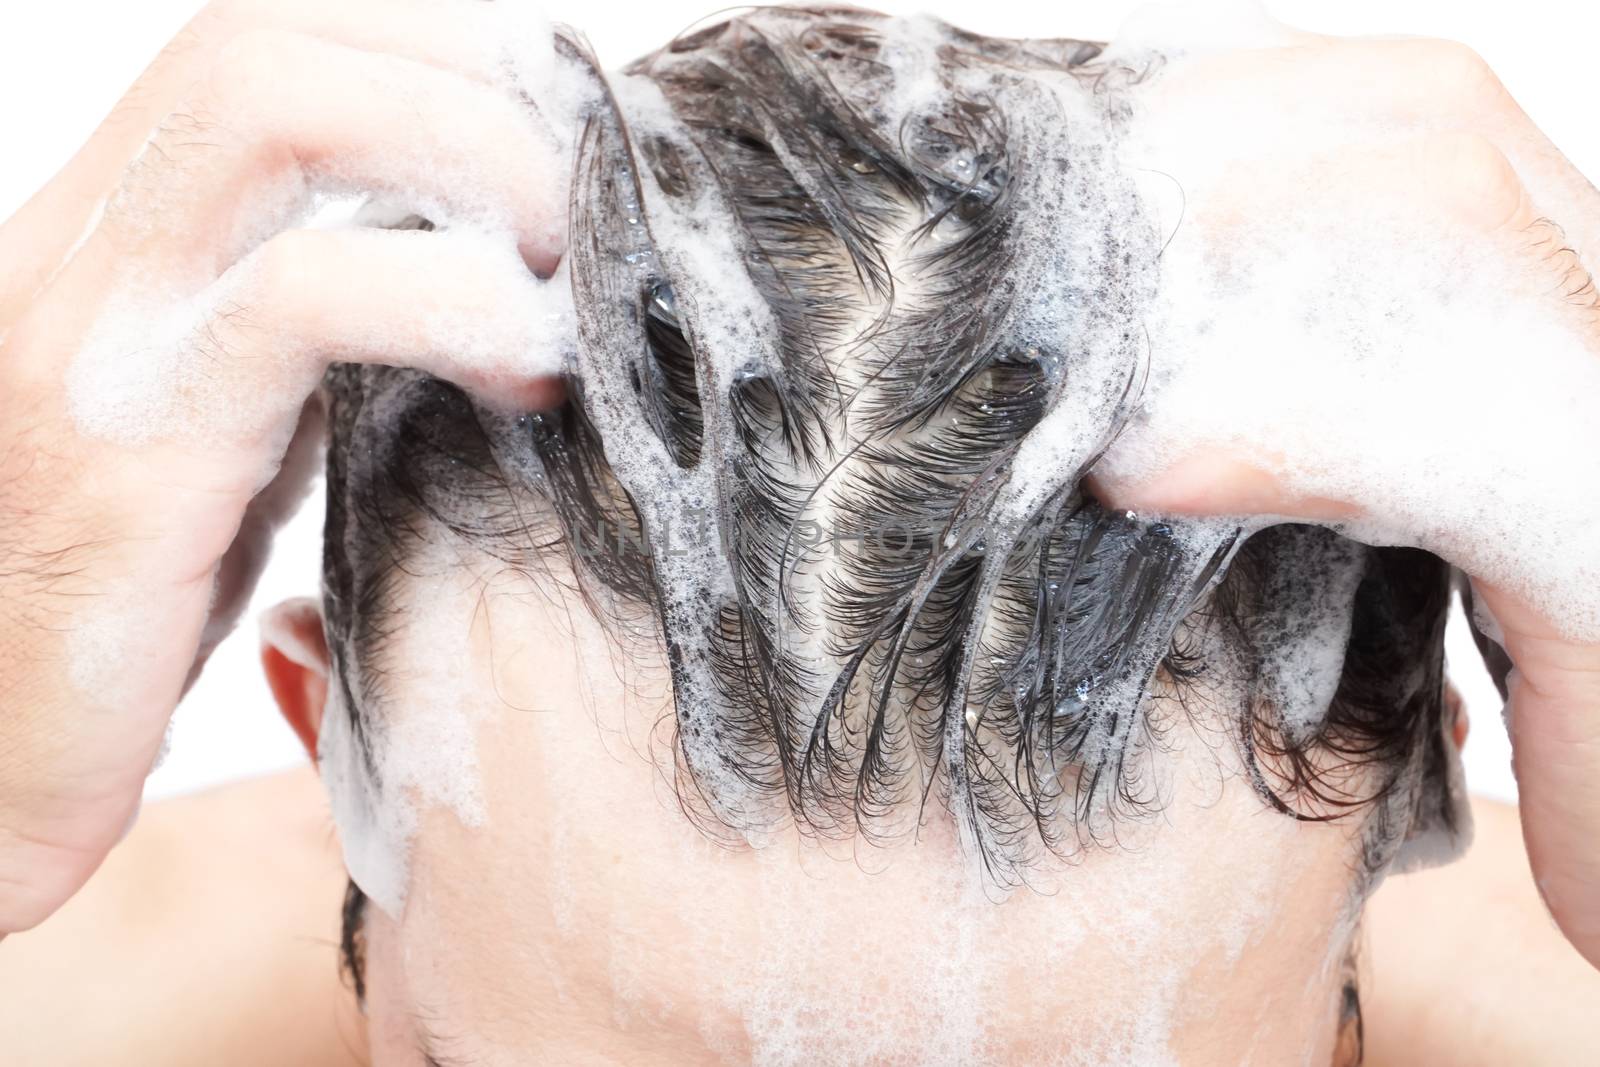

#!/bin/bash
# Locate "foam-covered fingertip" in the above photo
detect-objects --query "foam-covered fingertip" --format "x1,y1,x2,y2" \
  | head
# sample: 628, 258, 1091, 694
481, 374, 566, 414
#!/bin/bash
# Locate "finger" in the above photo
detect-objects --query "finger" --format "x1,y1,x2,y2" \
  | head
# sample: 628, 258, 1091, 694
198, 395, 326, 674
1476, 583, 1600, 971
1087, 452, 1360, 523
83, 29, 564, 281
1095, 132, 1596, 524
210, 0, 557, 93
3, 0, 560, 312
63, 226, 569, 451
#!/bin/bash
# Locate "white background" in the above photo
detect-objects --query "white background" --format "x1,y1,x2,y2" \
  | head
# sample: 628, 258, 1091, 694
5, 0, 1586, 804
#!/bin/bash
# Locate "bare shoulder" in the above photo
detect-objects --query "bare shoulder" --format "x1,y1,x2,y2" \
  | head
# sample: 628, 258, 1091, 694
0, 768, 365, 1067
1364, 796, 1600, 1066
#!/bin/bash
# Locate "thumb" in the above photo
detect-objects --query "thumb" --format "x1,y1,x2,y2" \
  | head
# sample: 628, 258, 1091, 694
1478, 582, 1600, 971
1088, 449, 1359, 524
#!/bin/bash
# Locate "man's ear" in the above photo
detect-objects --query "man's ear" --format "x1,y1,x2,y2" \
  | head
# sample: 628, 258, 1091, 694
260, 598, 332, 764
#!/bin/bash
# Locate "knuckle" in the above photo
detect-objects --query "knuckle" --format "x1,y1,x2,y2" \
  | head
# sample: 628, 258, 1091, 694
253, 228, 329, 321
257, 228, 312, 286
1420, 131, 1524, 230
1413, 39, 1507, 106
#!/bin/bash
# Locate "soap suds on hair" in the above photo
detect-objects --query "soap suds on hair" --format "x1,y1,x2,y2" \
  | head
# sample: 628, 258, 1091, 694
1249, 533, 1367, 743
554, 12, 1265, 876
319, 0, 1466, 963
319, 548, 491, 915
310, 9, 1470, 1060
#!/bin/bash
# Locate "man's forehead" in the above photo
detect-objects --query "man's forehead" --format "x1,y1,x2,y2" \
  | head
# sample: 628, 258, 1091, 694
376, 700, 1367, 1065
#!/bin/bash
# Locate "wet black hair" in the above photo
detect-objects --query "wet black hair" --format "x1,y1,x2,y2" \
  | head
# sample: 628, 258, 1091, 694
321, 7, 1457, 1018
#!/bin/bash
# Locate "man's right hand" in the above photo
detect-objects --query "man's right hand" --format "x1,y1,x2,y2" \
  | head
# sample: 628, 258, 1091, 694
0, 0, 567, 935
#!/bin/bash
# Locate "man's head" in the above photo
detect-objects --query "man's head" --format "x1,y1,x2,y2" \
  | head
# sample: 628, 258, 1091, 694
262, 8, 1461, 1063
